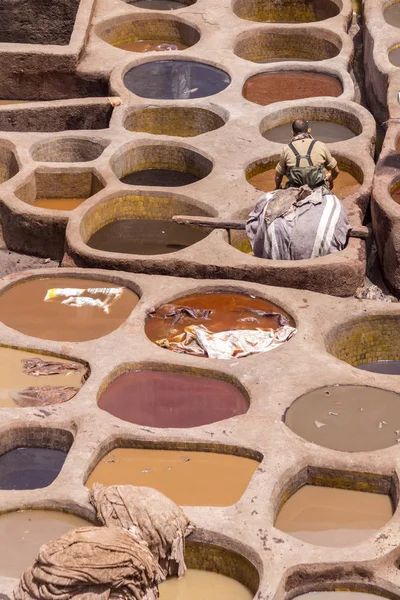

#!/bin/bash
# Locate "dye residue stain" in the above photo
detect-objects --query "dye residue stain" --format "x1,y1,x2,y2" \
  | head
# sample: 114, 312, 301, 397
34, 197, 86, 211
0, 510, 90, 578
86, 448, 259, 506
356, 361, 400, 375
114, 40, 187, 52
88, 219, 207, 255
275, 486, 393, 546
242, 72, 342, 106
0, 347, 86, 408
285, 385, 400, 452
385, 3, 400, 28
121, 169, 200, 186
98, 370, 248, 427
0, 277, 138, 342
159, 569, 253, 600
264, 122, 356, 144
129, 0, 187, 8
0, 447, 67, 490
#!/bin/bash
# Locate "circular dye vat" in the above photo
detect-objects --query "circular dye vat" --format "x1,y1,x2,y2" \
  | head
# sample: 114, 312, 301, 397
296, 593, 382, 600
86, 448, 259, 506
0, 447, 67, 490
124, 60, 231, 99
242, 72, 342, 106
285, 385, 400, 452
145, 291, 294, 358
0, 510, 91, 578
233, 0, 340, 23
264, 122, 356, 144
88, 219, 207, 255
356, 361, 400, 375
121, 169, 200, 186
128, 0, 189, 8
115, 40, 187, 52
392, 183, 400, 205
385, 2, 400, 28
98, 370, 248, 427
159, 569, 253, 600
389, 46, 400, 67
0, 277, 138, 342
275, 485, 393, 546
0, 347, 87, 409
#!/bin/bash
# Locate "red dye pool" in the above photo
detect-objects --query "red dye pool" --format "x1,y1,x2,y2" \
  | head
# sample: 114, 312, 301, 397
98, 370, 249, 428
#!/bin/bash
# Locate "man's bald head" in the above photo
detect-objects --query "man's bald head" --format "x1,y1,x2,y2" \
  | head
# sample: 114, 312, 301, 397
292, 119, 310, 135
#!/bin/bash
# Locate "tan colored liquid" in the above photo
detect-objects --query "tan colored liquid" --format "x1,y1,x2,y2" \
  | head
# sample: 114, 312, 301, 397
115, 39, 187, 52
34, 198, 86, 211
86, 448, 259, 506
275, 486, 393, 547
298, 593, 380, 600
0, 100, 28, 105
0, 277, 139, 342
159, 569, 253, 600
0, 347, 85, 408
0, 510, 90, 578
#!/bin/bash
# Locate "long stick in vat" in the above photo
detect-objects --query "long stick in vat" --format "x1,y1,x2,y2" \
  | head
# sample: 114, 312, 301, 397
172, 215, 370, 239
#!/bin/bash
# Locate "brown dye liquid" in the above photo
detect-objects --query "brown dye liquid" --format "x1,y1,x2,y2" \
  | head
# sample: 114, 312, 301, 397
88, 219, 207, 255
129, 0, 187, 9
159, 569, 253, 600
389, 47, 400, 66
0, 100, 28, 105
0, 347, 85, 408
145, 292, 293, 343
243, 72, 342, 106
0, 277, 138, 342
115, 40, 187, 52
285, 385, 400, 452
298, 593, 381, 600
86, 448, 259, 506
392, 187, 400, 205
0, 510, 90, 578
121, 169, 200, 186
264, 122, 356, 144
98, 370, 248, 428
275, 485, 393, 546
34, 198, 86, 211
385, 3, 400, 28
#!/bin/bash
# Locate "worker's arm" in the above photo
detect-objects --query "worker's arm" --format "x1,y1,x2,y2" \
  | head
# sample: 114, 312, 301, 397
275, 173, 284, 189
323, 145, 339, 190
275, 149, 287, 189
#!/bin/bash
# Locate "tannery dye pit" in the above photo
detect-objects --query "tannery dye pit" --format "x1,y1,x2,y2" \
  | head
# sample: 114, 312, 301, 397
263, 122, 357, 144
33, 198, 86, 211
296, 594, 383, 600
128, 0, 190, 8
159, 569, 253, 600
121, 169, 201, 186
0, 511, 91, 578
242, 72, 343, 106
285, 385, 400, 452
98, 369, 248, 427
385, 2, 400, 27
0, 277, 138, 342
0, 447, 67, 490
275, 485, 393, 546
86, 448, 259, 505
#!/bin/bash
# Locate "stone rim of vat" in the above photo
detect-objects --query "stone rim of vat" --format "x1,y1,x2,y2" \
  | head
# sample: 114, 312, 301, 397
123, 104, 229, 137
96, 361, 250, 427
0, 141, 20, 186
95, 13, 201, 52
30, 137, 110, 163
274, 465, 397, 546
232, 0, 344, 23
233, 27, 344, 64
70, 188, 218, 259
325, 315, 400, 370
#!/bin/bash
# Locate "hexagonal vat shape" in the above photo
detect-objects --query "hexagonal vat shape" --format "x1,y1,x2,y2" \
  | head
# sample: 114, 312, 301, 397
243, 70, 343, 106
124, 60, 231, 99
97, 16, 200, 52
0, 509, 94, 579
0, 426, 73, 490
86, 441, 262, 506
0, 146, 19, 184
145, 290, 295, 358
124, 106, 227, 137
284, 385, 400, 452
274, 467, 396, 547
160, 538, 260, 598
97, 362, 249, 427
81, 193, 214, 256
0, 275, 139, 342
0, 345, 88, 409
234, 29, 342, 63
31, 138, 109, 163
327, 316, 400, 374
232, 0, 341, 23
260, 106, 362, 144
111, 144, 213, 186
385, 1, 400, 27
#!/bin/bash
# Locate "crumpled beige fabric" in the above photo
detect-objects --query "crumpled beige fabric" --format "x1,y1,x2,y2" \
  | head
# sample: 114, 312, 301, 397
14, 526, 162, 600
90, 484, 195, 579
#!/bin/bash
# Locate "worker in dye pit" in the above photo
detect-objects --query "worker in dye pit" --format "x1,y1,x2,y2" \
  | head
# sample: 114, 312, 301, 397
245, 118, 350, 260
274, 118, 340, 190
